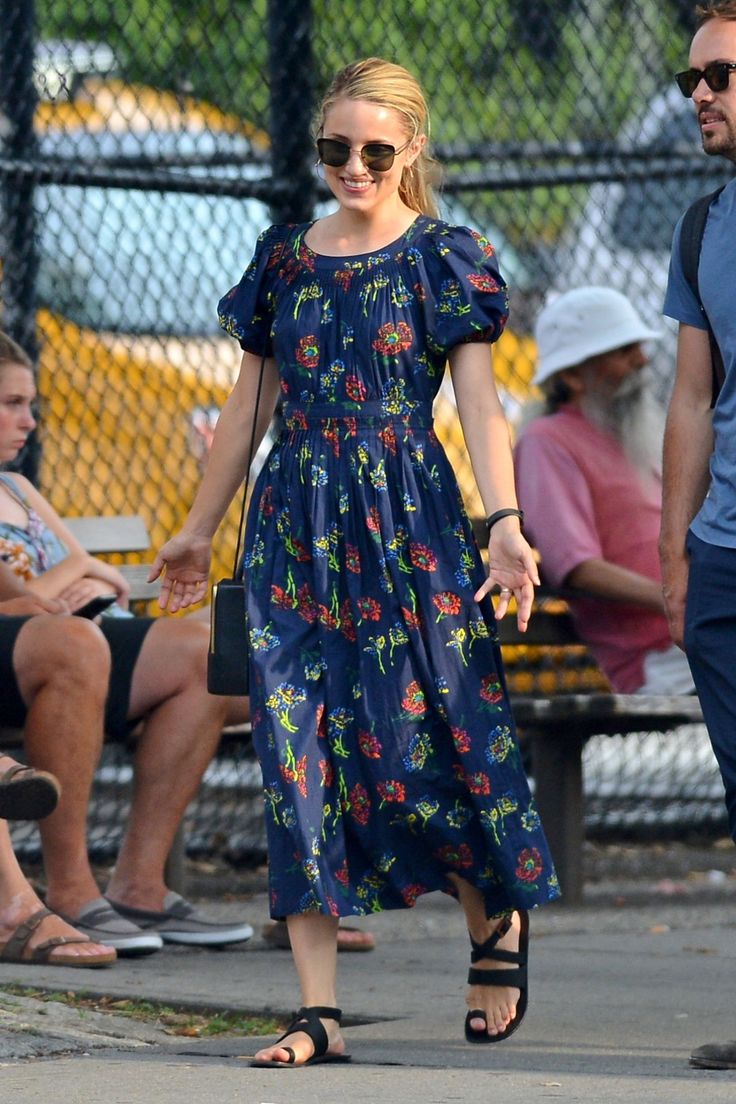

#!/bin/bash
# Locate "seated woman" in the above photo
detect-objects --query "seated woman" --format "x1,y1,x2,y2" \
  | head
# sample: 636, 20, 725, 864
0, 332, 252, 954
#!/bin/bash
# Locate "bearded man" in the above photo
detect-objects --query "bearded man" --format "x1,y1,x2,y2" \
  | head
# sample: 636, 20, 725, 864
513, 286, 693, 695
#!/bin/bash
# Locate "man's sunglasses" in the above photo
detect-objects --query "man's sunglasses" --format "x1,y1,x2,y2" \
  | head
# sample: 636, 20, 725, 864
316, 137, 411, 172
675, 61, 736, 98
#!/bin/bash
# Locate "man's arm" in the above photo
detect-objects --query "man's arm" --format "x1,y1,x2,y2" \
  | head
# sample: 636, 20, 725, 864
659, 323, 714, 647
516, 424, 666, 610
566, 558, 665, 609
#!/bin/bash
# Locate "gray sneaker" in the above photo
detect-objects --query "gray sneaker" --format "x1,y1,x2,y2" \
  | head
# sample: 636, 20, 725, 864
61, 897, 163, 957
106, 891, 254, 946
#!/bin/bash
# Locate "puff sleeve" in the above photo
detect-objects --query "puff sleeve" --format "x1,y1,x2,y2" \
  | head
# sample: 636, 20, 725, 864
424, 224, 509, 351
217, 223, 288, 355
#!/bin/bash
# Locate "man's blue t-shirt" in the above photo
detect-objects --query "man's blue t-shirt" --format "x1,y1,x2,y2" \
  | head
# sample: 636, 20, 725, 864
663, 176, 736, 548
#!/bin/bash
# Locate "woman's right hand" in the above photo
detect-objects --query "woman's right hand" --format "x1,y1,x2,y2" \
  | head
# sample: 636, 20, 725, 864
149, 532, 213, 612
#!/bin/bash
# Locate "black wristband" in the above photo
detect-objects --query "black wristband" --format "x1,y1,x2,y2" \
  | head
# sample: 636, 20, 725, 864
485, 508, 524, 532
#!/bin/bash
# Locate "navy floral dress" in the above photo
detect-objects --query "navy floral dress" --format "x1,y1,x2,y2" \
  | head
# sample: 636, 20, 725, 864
218, 215, 559, 919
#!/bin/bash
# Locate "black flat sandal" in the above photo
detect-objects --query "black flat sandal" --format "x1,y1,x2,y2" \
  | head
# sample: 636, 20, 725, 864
464, 910, 529, 1044
250, 1005, 351, 1068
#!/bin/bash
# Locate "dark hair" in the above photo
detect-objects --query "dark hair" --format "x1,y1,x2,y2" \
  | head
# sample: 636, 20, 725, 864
696, 2, 736, 28
0, 331, 32, 372
540, 373, 573, 414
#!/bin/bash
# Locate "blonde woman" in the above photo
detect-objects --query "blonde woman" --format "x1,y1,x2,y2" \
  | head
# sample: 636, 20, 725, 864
154, 58, 559, 1065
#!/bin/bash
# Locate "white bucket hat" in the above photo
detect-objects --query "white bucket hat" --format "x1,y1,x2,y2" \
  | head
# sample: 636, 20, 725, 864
533, 286, 662, 386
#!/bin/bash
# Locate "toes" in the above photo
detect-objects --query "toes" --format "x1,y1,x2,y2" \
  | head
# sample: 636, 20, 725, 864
467, 987, 518, 1036
255, 1030, 314, 1067
254, 1044, 293, 1065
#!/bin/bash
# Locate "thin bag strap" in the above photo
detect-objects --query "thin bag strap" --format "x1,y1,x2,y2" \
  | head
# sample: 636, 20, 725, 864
230, 230, 288, 579
231, 350, 267, 578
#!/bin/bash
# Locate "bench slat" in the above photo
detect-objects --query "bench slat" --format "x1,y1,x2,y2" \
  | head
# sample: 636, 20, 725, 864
118, 564, 161, 603
64, 515, 150, 554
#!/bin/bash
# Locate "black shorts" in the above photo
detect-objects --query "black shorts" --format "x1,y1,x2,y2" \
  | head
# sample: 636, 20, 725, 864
0, 615, 155, 739
0, 616, 29, 727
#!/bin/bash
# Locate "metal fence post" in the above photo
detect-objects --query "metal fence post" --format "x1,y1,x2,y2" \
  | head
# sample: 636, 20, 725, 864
0, 0, 40, 481
267, 0, 316, 224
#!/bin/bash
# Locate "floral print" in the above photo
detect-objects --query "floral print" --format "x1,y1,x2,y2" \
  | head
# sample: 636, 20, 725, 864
0, 474, 67, 577
218, 216, 559, 918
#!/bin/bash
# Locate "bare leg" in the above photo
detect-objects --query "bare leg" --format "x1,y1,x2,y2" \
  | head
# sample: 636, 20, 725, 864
187, 606, 250, 726
0, 818, 113, 962
105, 619, 229, 909
448, 873, 521, 1038
253, 913, 347, 1065
15, 616, 110, 917
223, 695, 250, 727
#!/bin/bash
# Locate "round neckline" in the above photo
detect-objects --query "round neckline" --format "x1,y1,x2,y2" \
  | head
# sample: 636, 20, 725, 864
301, 215, 425, 262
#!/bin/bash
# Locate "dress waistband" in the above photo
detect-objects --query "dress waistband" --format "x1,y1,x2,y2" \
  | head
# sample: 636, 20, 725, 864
280, 400, 434, 427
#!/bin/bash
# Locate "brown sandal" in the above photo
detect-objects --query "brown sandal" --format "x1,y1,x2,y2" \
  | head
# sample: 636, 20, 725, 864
0, 764, 61, 821
0, 907, 116, 967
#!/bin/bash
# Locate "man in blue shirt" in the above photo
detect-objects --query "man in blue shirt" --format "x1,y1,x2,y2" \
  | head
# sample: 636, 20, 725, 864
662, 1, 736, 1070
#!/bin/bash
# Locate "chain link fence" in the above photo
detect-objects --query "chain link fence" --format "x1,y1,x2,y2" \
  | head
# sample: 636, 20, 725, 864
2, 0, 731, 857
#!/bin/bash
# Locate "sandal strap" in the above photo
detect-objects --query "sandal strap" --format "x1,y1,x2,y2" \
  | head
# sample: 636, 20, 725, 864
295, 1005, 342, 1023
275, 1005, 342, 1062
0, 764, 31, 783
481, 946, 524, 965
2, 907, 52, 960
31, 934, 92, 961
469, 916, 513, 963
468, 964, 527, 988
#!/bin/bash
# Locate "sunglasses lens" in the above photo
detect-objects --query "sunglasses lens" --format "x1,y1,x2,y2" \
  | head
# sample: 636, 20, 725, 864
706, 62, 730, 92
317, 139, 350, 166
361, 144, 396, 171
676, 70, 697, 97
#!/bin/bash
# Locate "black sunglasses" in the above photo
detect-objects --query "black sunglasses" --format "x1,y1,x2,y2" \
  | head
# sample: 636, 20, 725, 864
316, 137, 411, 172
675, 60, 736, 97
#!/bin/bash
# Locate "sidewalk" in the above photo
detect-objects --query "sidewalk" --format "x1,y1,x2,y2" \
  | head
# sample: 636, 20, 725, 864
1, 868, 735, 1103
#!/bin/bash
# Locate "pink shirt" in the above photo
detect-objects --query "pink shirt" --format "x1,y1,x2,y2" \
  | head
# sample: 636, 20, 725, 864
513, 407, 672, 692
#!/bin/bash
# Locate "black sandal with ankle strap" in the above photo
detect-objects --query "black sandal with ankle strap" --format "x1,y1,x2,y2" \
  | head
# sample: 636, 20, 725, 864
464, 910, 529, 1044
250, 1004, 352, 1067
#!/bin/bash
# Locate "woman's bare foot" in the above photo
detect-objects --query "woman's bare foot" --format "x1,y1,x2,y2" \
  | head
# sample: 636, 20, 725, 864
0, 902, 116, 964
466, 910, 522, 1038
253, 1010, 347, 1066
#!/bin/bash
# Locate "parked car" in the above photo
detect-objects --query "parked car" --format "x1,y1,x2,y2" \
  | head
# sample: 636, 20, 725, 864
21, 75, 269, 585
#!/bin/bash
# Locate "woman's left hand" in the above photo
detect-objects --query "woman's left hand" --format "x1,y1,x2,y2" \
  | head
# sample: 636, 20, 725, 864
473, 524, 540, 632
58, 575, 128, 613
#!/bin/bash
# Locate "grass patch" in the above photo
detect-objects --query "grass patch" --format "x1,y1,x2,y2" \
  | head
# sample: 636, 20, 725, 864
0, 985, 283, 1038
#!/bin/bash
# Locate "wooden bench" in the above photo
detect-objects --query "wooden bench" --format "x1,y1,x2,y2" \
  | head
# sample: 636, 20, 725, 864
498, 595, 704, 904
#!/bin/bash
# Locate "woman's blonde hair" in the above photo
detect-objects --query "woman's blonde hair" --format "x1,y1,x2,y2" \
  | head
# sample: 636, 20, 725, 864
314, 57, 441, 218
